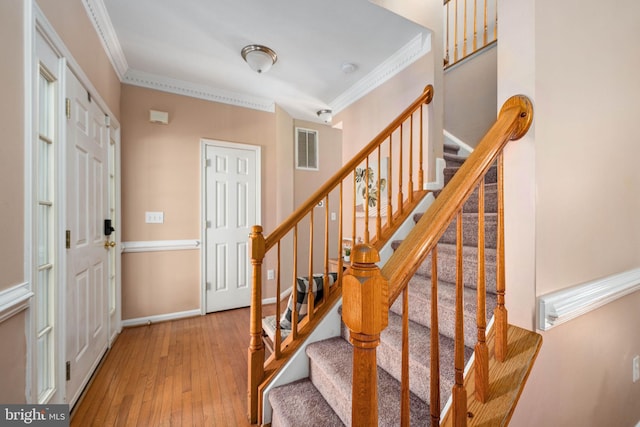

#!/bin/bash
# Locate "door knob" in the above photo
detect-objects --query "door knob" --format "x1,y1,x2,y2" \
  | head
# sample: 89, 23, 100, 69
104, 240, 116, 249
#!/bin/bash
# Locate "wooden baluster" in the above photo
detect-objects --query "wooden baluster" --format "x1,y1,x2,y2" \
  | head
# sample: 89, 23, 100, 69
275, 242, 282, 359
291, 226, 299, 339
376, 149, 382, 238
418, 105, 424, 190
343, 244, 388, 427
352, 169, 357, 246
483, 0, 488, 45
323, 195, 329, 304
338, 182, 344, 285
495, 153, 507, 362
494, 0, 497, 42
452, 211, 467, 426
364, 158, 370, 243
473, 0, 478, 51
308, 210, 315, 321
397, 125, 404, 215
475, 178, 489, 402
445, 1, 450, 65
408, 114, 414, 204
463, 0, 468, 57
247, 225, 265, 424
430, 246, 441, 426
387, 135, 394, 229
401, 287, 410, 426
454, 0, 459, 62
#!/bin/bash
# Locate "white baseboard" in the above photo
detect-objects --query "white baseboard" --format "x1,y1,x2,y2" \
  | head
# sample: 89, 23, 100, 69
425, 157, 447, 191
262, 286, 293, 305
538, 267, 640, 330
0, 282, 33, 323
121, 309, 201, 327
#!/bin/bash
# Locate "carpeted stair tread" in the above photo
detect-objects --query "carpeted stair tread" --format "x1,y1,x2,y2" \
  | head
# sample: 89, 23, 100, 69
414, 243, 497, 293
269, 378, 345, 427
443, 152, 466, 167
444, 164, 497, 185
307, 337, 430, 426
411, 212, 497, 248
377, 310, 473, 405
389, 275, 497, 344
443, 141, 460, 155
434, 182, 498, 213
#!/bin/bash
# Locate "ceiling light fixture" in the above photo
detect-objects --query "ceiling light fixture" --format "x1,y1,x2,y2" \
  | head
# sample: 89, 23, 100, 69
317, 109, 332, 124
241, 44, 277, 74
341, 62, 357, 74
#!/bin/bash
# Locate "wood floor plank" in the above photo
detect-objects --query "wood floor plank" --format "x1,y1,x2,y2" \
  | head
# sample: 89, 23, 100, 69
71, 308, 253, 426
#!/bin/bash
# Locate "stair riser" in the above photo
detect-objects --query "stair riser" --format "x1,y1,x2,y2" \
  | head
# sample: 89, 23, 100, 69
389, 281, 498, 345
416, 247, 497, 293
438, 214, 497, 248
444, 165, 497, 186
309, 355, 351, 426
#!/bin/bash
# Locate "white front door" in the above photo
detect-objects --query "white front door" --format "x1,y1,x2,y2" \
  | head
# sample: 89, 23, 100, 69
65, 68, 110, 406
204, 141, 260, 312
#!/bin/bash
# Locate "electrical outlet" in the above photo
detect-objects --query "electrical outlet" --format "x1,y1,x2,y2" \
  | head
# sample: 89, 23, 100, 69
267, 269, 275, 280
145, 211, 164, 224
330, 212, 337, 221
633, 355, 640, 383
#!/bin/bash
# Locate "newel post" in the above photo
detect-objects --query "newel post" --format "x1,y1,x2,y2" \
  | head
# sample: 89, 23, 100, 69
342, 244, 388, 427
247, 225, 265, 424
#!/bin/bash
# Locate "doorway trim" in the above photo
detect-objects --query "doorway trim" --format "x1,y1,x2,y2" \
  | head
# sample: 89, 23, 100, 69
28, 4, 122, 404
200, 139, 262, 314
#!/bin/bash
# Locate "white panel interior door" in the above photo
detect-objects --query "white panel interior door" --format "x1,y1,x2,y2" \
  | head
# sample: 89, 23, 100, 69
65, 69, 109, 406
205, 143, 258, 312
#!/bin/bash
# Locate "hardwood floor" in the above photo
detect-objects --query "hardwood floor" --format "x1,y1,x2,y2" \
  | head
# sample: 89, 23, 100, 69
71, 308, 254, 426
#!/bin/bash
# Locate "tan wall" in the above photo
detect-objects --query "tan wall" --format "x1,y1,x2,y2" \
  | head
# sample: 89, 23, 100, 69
120, 84, 277, 319
36, 0, 121, 119
501, 0, 640, 424
292, 120, 343, 277
0, 0, 25, 290
0, 312, 27, 403
0, 0, 27, 404
444, 44, 497, 147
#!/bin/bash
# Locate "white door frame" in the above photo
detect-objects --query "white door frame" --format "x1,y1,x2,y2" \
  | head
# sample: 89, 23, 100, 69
28, 5, 122, 404
200, 139, 262, 314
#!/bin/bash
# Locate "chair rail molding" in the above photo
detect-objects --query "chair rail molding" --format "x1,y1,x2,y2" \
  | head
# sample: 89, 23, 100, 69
121, 239, 201, 253
0, 282, 33, 324
538, 267, 640, 330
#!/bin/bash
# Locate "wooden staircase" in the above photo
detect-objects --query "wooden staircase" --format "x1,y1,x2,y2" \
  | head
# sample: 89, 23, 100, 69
248, 91, 541, 426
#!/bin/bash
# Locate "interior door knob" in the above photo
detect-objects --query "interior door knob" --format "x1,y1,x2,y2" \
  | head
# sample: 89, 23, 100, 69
104, 240, 116, 249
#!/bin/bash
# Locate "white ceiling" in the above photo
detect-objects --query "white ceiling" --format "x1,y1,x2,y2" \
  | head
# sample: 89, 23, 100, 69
96, 0, 431, 123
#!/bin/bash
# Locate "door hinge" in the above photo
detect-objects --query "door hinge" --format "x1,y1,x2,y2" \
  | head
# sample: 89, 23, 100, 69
65, 230, 71, 249
206, 158, 212, 167
206, 282, 211, 291
206, 220, 212, 229
65, 98, 71, 120
66, 361, 71, 381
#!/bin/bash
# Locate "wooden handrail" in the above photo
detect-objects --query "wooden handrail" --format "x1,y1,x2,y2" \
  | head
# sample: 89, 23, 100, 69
264, 84, 433, 250
381, 95, 532, 303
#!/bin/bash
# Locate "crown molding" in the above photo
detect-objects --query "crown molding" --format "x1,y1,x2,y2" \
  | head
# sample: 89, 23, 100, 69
330, 32, 431, 114
123, 69, 276, 113
82, 0, 128, 79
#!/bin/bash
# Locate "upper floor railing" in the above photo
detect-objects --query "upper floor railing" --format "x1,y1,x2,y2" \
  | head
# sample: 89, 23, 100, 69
444, 0, 497, 68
